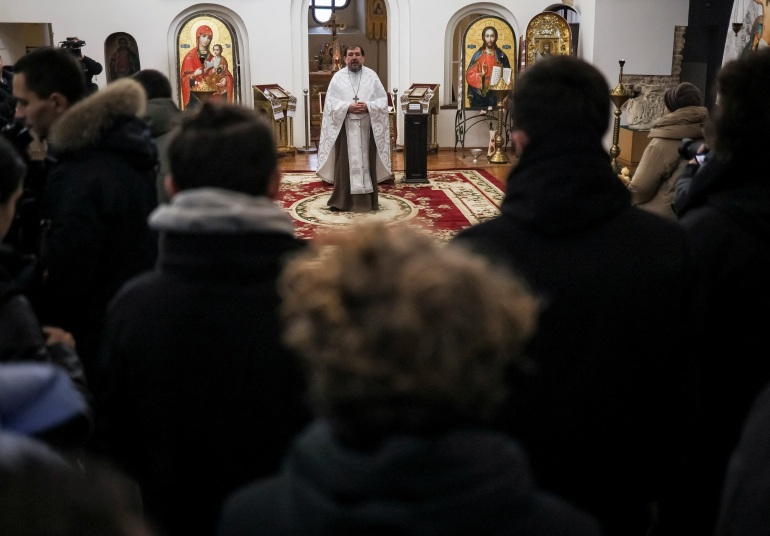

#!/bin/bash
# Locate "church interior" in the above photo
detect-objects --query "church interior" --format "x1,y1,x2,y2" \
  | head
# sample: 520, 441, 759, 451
3, 1, 770, 535
0, 0, 738, 157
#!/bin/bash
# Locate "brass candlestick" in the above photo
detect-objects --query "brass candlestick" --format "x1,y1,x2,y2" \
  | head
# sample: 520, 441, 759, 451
488, 82, 513, 164
609, 59, 632, 174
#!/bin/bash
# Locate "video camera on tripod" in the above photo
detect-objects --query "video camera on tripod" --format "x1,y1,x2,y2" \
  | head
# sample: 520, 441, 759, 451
60, 37, 86, 58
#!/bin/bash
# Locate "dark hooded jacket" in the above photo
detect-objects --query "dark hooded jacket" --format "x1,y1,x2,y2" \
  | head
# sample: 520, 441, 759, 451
666, 149, 770, 534
218, 421, 602, 536
453, 128, 697, 535
38, 78, 158, 382
98, 188, 310, 536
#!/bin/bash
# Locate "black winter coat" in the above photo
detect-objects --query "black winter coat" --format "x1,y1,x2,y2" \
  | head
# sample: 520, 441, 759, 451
98, 216, 311, 536
38, 80, 158, 379
454, 128, 698, 536
664, 152, 770, 534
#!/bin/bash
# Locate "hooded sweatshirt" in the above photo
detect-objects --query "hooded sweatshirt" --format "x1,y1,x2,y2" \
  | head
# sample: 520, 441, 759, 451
218, 420, 601, 536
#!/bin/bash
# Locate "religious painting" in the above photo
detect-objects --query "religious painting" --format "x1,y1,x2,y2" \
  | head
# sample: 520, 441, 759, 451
462, 16, 516, 111
105, 32, 141, 83
743, 15, 765, 55
177, 14, 239, 111
524, 12, 572, 70
724, 0, 770, 63
740, 0, 768, 58
366, 0, 387, 41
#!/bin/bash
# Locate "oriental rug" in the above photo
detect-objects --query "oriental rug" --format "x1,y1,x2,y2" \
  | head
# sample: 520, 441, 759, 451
276, 169, 505, 241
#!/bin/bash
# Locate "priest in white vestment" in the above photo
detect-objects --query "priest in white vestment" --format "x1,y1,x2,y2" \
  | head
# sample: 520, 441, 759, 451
316, 45, 392, 212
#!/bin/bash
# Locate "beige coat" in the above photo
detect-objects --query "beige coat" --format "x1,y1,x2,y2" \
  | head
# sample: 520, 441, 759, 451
628, 106, 709, 219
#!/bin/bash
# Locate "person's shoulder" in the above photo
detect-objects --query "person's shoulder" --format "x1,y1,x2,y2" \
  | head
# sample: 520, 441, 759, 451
330, 68, 347, 80
624, 203, 684, 229
677, 202, 733, 234
452, 218, 515, 260
105, 270, 160, 314
454, 216, 506, 239
218, 475, 284, 535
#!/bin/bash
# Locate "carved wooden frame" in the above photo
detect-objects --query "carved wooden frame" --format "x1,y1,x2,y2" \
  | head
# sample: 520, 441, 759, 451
524, 12, 572, 68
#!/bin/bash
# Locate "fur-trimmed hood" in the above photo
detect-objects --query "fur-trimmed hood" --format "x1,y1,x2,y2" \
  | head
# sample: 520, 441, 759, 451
49, 78, 149, 155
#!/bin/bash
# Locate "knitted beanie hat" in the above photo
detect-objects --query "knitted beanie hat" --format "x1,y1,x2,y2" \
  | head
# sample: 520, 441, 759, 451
664, 82, 702, 112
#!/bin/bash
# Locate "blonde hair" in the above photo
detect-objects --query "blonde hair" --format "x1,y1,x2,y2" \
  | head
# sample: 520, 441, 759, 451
279, 223, 539, 439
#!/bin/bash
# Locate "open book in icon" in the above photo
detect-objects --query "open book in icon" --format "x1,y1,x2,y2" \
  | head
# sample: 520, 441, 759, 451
490, 65, 512, 87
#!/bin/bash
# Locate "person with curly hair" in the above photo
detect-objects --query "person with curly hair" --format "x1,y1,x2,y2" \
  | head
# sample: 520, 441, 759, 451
218, 222, 602, 536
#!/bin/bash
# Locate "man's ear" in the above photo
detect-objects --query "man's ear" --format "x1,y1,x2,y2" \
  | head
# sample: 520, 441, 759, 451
512, 130, 529, 156
49, 93, 70, 115
265, 169, 282, 199
164, 174, 179, 199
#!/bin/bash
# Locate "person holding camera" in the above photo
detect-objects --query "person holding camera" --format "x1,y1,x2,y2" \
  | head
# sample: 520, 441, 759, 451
671, 127, 713, 213
60, 38, 102, 95
626, 82, 709, 220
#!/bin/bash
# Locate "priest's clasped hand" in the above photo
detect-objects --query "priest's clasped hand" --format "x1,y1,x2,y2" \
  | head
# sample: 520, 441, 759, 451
348, 101, 368, 114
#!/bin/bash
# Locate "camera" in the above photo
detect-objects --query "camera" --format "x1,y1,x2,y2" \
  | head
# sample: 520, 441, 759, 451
679, 138, 708, 165
59, 36, 86, 49
60, 37, 85, 58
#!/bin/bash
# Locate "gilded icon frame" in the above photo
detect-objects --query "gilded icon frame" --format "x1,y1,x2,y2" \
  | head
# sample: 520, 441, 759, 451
524, 12, 572, 68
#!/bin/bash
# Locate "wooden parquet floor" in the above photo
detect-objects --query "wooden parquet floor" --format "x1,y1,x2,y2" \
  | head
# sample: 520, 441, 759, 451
278, 147, 515, 186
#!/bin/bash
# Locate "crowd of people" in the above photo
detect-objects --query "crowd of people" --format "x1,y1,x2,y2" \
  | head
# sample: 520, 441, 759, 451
1, 41, 770, 536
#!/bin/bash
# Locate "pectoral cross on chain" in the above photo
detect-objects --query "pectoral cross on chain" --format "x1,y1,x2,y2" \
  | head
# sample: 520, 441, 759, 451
353, 95, 359, 103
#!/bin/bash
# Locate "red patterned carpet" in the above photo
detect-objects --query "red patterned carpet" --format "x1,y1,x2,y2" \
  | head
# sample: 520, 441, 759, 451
276, 169, 505, 241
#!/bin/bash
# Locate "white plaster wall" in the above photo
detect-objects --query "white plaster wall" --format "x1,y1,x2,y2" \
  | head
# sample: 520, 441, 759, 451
0, 0, 689, 151
592, 0, 689, 78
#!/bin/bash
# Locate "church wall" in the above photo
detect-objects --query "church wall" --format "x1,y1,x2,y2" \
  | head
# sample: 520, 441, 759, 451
0, 0, 690, 150
592, 0, 689, 79
427, 0, 689, 149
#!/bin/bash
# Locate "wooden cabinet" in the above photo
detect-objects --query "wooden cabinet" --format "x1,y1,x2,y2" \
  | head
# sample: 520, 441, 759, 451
617, 126, 651, 173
